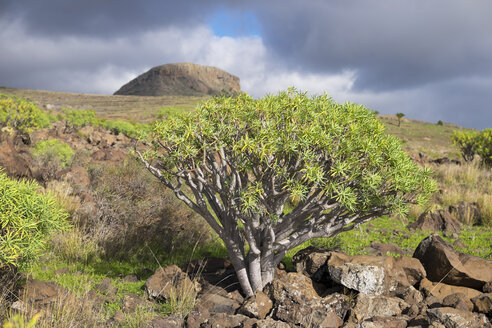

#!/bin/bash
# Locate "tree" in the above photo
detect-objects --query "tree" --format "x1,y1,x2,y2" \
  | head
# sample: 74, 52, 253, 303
137, 89, 435, 296
452, 130, 479, 162
396, 112, 405, 127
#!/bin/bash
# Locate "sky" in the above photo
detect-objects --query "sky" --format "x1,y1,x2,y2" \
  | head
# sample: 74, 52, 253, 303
1, 1, 491, 129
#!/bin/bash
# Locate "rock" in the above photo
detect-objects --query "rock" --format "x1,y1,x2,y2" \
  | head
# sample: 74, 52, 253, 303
198, 293, 240, 315
358, 316, 408, 328
122, 274, 139, 283
0, 136, 32, 179
449, 202, 481, 225
393, 285, 424, 305
121, 293, 153, 313
20, 279, 69, 307
408, 210, 462, 233
186, 304, 210, 328
91, 148, 126, 162
54, 268, 69, 276
237, 290, 272, 319
442, 293, 474, 312
267, 272, 349, 328
94, 278, 117, 298
426, 307, 491, 328
254, 318, 291, 328
292, 246, 332, 282
484, 281, 492, 293
61, 166, 90, 189
326, 252, 424, 295
144, 265, 194, 303
365, 242, 407, 257
150, 314, 184, 328
114, 62, 241, 97
419, 278, 481, 301
471, 293, 492, 315
201, 313, 248, 328
351, 294, 409, 321
413, 234, 492, 290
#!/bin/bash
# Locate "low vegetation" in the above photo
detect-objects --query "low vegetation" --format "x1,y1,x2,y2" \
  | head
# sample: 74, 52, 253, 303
0, 94, 51, 133
0, 91, 491, 326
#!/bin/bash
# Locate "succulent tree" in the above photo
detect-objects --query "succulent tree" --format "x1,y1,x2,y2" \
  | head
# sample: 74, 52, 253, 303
396, 112, 405, 127
138, 89, 435, 296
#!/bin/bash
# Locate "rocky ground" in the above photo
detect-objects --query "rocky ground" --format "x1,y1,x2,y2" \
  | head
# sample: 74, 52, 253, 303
9, 234, 492, 327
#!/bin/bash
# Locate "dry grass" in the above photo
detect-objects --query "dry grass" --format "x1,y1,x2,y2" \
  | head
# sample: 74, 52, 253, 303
432, 161, 492, 226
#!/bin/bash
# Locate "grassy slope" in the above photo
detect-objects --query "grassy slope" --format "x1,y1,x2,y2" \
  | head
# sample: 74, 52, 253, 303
0, 87, 206, 123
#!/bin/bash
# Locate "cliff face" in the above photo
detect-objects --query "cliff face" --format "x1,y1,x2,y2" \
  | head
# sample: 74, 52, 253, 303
114, 63, 241, 97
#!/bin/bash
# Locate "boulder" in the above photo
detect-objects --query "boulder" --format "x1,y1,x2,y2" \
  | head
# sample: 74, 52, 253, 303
357, 316, 408, 328
91, 148, 126, 162
442, 293, 474, 312
20, 279, 69, 307
93, 277, 117, 298
186, 304, 210, 328
292, 246, 332, 282
419, 278, 482, 302
413, 234, 492, 290
408, 210, 462, 233
149, 314, 184, 328
198, 292, 240, 315
426, 307, 491, 328
201, 313, 248, 328
237, 290, 272, 319
351, 294, 409, 321
0, 136, 32, 179
254, 318, 292, 328
267, 272, 350, 328
326, 252, 425, 295
471, 293, 492, 315
144, 265, 194, 303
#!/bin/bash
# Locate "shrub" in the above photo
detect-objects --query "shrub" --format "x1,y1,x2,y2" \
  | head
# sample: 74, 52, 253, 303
101, 119, 149, 139
475, 128, 492, 167
32, 139, 74, 168
437, 120, 443, 126
452, 130, 479, 162
0, 171, 69, 269
62, 108, 98, 132
0, 94, 50, 133
140, 89, 435, 296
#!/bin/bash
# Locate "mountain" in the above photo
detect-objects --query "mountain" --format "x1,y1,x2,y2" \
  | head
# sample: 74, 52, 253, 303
113, 63, 241, 97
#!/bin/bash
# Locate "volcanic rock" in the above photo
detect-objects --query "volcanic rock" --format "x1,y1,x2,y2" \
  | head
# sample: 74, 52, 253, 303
114, 63, 241, 97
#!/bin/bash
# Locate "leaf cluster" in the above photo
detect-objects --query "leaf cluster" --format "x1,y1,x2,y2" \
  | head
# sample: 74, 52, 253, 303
0, 94, 50, 133
0, 171, 69, 268
150, 89, 435, 218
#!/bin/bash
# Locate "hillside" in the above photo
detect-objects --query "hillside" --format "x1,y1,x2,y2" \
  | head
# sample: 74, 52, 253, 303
1, 88, 490, 327
114, 63, 241, 97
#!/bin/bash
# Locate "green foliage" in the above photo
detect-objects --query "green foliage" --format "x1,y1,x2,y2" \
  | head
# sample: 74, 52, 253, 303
0, 94, 50, 133
452, 129, 492, 166
62, 108, 98, 129
101, 119, 150, 139
150, 89, 435, 218
475, 128, 492, 167
0, 171, 69, 269
437, 120, 444, 126
452, 130, 479, 162
32, 139, 74, 168
396, 112, 405, 127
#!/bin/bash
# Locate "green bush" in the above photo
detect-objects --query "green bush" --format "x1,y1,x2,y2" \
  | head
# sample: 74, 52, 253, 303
32, 139, 74, 168
101, 119, 149, 139
475, 128, 492, 167
0, 171, 69, 268
0, 94, 50, 133
452, 130, 479, 162
62, 108, 98, 131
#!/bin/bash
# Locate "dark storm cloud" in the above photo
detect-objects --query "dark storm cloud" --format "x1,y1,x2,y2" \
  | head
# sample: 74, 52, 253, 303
251, 0, 492, 92
0, 0, 220, 37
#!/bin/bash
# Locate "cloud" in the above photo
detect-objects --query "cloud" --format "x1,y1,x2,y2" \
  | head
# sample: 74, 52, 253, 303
0, 0, 491, 129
